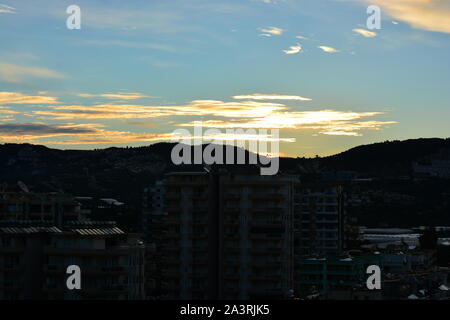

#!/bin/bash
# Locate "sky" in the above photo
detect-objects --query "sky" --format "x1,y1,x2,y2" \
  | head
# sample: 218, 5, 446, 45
0, 0, 449, 157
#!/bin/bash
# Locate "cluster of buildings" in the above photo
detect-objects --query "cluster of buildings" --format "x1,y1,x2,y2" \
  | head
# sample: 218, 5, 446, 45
0, 189, 145, 300
1, 163, 448, 300
143, 167, 345, 299
143, 166, 449, 300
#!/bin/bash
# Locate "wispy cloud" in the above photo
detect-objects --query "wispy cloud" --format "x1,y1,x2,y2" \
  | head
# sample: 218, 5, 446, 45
233, 94, 311, 101
0, 123, 100, 138
352, 28, 377, 38
0, 122, 174, 145
318, 45, 339, 53
0, 63, 65, 83
0, 92, 59, 104
75, 40, 176, 52
0, 4, 15, 14
283, 43, 302, 54
178, 109, 397, 136
0, 106, 18, 122
32, 100, 286, 120
77, 92, 149, 100
258, 26, 285, 36
0, 122, 290, 145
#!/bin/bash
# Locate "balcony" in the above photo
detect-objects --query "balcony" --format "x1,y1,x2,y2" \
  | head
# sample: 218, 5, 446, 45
250, 234, 283, 240
44, 246, 131, 256
249, 194, 284, 201
224, 219, 239, 226
165, 194, 181, 200
192, 246, 207, 253
0, 246, 25, 253
161, 257, 180, 265
225, 194, 240, 200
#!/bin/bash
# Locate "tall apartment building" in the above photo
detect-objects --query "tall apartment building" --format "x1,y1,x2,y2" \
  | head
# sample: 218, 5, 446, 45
294, 183, 345, 256
157, 167, 299, 299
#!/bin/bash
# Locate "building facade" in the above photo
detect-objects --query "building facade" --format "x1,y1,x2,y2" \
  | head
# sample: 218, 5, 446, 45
0, 221, 145, 300
158, 169, 299, 299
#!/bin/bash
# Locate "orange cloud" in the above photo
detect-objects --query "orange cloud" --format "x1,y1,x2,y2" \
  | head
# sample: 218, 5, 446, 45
366, 0, 450, 34
0, 122, 174, 145
32, 100, 286, 120
0, 92, 59, 104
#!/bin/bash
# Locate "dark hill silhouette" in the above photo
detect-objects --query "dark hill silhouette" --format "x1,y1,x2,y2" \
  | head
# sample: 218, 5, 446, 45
0, 137, 449, 207
320, 138, 450, 173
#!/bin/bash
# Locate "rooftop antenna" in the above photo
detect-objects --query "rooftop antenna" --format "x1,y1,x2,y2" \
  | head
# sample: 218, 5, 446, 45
17, 181, 29, 193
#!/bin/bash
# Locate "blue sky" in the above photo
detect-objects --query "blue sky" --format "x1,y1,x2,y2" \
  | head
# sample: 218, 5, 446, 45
0, 0, 449, 157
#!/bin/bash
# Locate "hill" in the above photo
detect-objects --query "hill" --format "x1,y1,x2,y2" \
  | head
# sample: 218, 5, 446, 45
0, 137, 449, 227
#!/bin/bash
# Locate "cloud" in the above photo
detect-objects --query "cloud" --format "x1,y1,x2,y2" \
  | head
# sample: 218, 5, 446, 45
316, 120, 398, 136
0, 63, 65, 83
32, 100, 286, 120
0, 106, 18, 114
0, 122, 174, 145
0, 106, 18, 122
352, 28, 377, 38
128, 121, 157, 128
365, 0, 450, 34
318, 45, 339, 53
0, 92, 59, 104
258, 26, 285, 36
25, 93, 397, 137
233, 94, 312, 101
296, 35, 309, 40
44, 132, 175, 145
0, 4, 15, 13
75, 40, 176, 52
177, 110, 398, 136
283, 43, 302, 54
77, 92, 149, 100
0, 123, 101, 139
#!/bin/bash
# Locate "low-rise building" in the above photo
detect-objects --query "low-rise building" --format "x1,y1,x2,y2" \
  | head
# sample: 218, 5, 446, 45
0, 221, 145, 300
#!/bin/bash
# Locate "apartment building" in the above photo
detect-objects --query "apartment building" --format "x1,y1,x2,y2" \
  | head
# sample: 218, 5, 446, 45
294, 183, 345, 256
158, 167, 299, 299
0, 221, 145, 300
142, 181, 166, 297
0, 189, 145, 300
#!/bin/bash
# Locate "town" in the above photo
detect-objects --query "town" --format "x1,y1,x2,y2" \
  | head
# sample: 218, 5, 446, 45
1, 139, 449, 300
